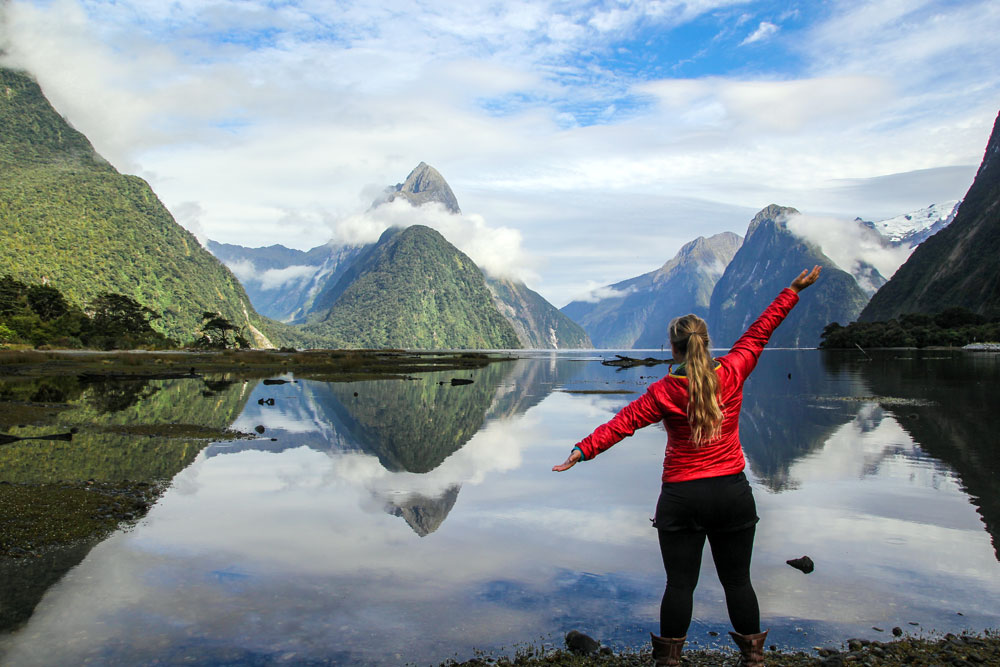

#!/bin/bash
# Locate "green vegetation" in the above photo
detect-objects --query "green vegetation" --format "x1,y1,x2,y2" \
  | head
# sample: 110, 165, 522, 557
0, 67, 281, 346
0, 275, 173, 349
820, 308, 1000, 348
191, 311, 251, 349
304, 226, 522, 349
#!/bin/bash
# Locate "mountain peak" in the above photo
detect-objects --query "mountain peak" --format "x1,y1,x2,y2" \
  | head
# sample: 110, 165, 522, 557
380, 162, 461, 214
747, 204, 799, 238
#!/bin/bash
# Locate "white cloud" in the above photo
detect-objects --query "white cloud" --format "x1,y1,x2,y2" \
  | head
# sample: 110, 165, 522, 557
740, 20, 778, 45
223, 258, 257, 284
258, 265, 320, 290
785, 212, 913, 280
333, 199, 538, 283
568, 282, 636, 304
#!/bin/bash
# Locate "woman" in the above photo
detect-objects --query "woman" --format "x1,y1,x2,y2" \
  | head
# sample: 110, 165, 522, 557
553, 266, 821, 667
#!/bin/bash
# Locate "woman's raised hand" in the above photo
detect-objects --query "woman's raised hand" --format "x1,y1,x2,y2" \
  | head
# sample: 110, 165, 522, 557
552, 448, 582, 472
790, 265, 821, 293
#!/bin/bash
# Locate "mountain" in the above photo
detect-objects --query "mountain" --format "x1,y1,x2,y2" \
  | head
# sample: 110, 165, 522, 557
374, 161, 461, 213
861, 200, 961, 248
0, 66, 276, 346
561, 232, 742, 349
486, 276, 592, 349
300, 225, 522, 349
206, 240, 363, 322
383, 486, 461, 537
209, 162, 584, 348
708, 205, 870, 348
860, 111, 1000, 321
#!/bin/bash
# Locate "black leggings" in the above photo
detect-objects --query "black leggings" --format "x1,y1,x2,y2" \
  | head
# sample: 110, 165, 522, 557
653, 473, 760, 638
657, 524, 760, 637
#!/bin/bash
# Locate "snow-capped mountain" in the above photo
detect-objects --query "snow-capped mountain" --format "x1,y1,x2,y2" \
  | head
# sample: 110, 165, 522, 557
864, 201, 961, 247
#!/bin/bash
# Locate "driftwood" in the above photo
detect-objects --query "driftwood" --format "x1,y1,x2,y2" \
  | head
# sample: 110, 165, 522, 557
0, 431, 74, 446
601, 355, 672, 369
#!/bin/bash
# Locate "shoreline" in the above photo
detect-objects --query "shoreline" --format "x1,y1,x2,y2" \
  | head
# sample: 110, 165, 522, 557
443, 630, 1000, 665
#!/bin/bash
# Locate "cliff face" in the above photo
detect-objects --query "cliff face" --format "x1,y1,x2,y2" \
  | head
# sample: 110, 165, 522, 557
485, 276, 592, 349
708, 205, 868, 348
561, 232, 742, 349
860, 111, 1000, 321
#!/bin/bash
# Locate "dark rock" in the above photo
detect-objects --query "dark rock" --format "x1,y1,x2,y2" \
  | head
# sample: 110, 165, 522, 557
565, 630, 600, 655
450, 378, 474, 386
873, 627, 884, 632
254, 425, 266, 434
262, 379, 289, 385
848, 639, 863, 651
892, 627, 903, 637
708, 631, 719, 637
786, 555, 815, 573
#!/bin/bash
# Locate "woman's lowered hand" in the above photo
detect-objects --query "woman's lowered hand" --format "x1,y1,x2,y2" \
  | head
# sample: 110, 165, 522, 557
552, 448, 582, 472
790, 265, 821, 293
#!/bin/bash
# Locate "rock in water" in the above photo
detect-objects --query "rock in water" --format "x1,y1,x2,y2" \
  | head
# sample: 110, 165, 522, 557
565, 630, 600, 655
786, 555, 815, 573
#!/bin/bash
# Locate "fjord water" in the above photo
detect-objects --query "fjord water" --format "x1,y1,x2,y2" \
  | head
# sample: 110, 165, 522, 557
1, 350, 999, 665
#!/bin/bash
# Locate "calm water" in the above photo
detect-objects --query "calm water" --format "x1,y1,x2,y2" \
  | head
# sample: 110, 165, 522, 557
1, 349, 999, 665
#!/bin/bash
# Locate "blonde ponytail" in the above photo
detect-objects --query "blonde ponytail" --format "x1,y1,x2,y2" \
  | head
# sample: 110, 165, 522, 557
669, 315, 722, 444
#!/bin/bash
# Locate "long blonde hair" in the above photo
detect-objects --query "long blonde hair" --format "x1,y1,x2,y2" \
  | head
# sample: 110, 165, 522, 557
669, 314, 722, 444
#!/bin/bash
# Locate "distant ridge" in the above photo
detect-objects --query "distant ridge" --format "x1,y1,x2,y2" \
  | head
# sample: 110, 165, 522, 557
562, 232, 741, 349
860, 110, 1000, 321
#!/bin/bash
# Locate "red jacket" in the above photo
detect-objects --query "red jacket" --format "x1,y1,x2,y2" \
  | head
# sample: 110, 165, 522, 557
574, 288, 800, 482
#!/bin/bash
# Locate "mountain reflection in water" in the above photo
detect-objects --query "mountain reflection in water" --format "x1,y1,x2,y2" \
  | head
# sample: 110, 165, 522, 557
1, 350, 998, 666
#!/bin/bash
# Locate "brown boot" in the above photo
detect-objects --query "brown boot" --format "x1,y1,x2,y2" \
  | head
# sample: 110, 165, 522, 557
729, 630, 768, 666
650, 632, 685, 666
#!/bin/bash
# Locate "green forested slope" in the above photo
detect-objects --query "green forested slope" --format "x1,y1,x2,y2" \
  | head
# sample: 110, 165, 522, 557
303, 226, 522, 349
0, 67, 279, 345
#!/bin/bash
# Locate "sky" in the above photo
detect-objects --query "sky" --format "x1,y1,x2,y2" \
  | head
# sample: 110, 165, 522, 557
1, 0, 998, 307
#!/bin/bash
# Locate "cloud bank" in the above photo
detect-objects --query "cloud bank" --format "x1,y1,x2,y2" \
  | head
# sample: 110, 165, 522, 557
785, 213, 913, 281
333, 199, 538, 283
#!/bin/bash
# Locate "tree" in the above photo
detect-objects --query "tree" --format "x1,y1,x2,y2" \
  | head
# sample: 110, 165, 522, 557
0, 275, 29, 316
195, 312, 250, 349
90, 293, 159, 338
27, 284, 70, 320
87, 292, 172, 350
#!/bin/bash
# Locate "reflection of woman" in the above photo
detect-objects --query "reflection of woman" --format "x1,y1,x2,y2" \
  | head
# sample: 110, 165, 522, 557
553, 266, 821, 666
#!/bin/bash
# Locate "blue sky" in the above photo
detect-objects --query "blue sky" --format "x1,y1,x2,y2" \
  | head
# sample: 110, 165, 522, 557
2, 0, 998, 305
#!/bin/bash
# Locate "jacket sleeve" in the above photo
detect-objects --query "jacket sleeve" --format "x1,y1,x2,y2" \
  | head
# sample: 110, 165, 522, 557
722, 288, 800, 382
573, 387, 666, 460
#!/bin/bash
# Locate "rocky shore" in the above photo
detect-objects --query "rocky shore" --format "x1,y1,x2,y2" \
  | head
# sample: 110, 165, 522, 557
445, 631, 1000, 666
